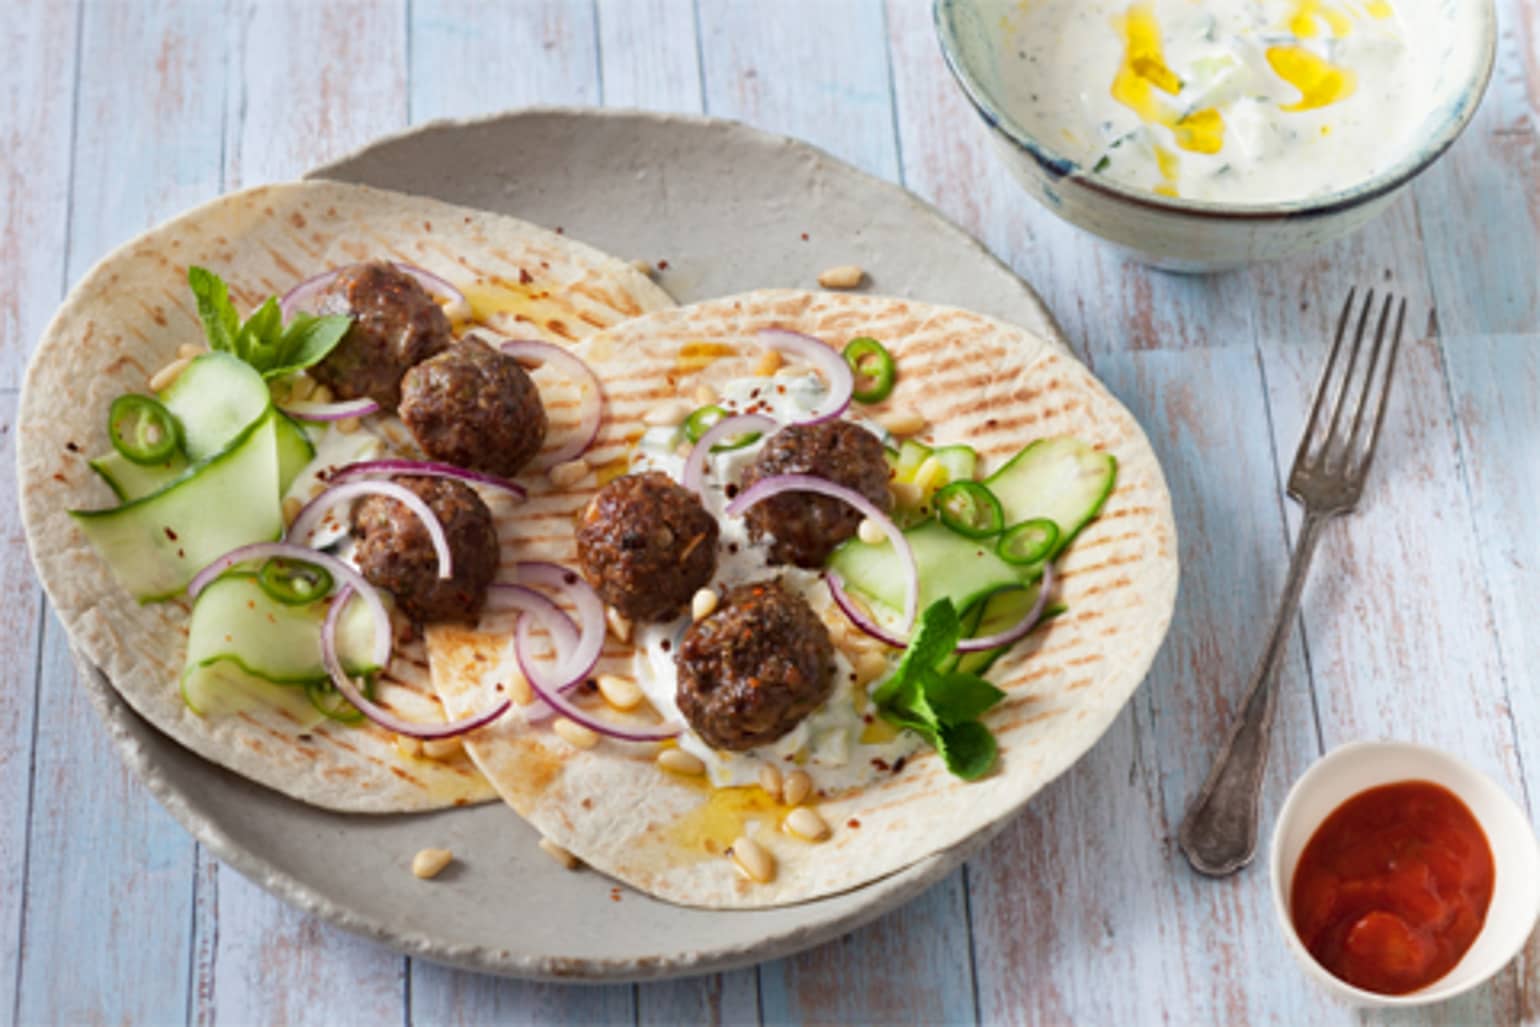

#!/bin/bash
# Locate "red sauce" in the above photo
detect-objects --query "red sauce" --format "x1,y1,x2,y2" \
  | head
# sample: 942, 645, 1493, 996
1290, 780, 1494, 995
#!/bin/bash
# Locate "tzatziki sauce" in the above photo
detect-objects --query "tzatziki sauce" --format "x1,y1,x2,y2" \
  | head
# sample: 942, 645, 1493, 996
993, 0, 1431, 203
629, 373, 922, 792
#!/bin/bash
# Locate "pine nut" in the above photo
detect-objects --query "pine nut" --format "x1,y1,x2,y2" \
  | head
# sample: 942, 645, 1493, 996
644, 400, 692, 427
784, 806, 831, 841
854, 649, 890, 685
694, 384, 718, 406
176, 343, 204, 360
605, 606, 633, 643
148, 357, 192, 392
783, 770, 813, 807
539, 837, 580, 869
311, 384, 334, 403
547, 457, 590, 489
818, 264, 865, 290
630, 258, 655, 276
754, 349, 783, 377
758, 764, 783, 801
422, 737, 462, 760
411, 848, 454, 879
879, 410, 927, 437
281, 496, 303, 526
857, 517, 887, 546
657, 748, 706, 776
729, 836, 775, 883
691, 587, 719, 622
890, 481, 921, 508
598, 673, 644, 711
508, 671, 535, 707
553, 716, 599, 750
913, 455, 948, 496
288, 375, 315, 401
394, 734, 424, 759
336, 416, 361, 434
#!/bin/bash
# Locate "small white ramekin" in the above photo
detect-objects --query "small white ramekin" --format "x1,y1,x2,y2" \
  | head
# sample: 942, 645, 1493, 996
1269, 741, 1540, 1009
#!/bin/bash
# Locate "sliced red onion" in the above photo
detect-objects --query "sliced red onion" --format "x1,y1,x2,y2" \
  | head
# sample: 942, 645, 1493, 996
322, 587, 509, 739
510, 562, 605, 688
680, 413, 777, 494
726, 473, 917, 632
280, 262, 470, 322
516, 645, 682, 743
483, 583, 581, 721
288, 480, 452, 579
278, 397, 382, 422
187, 542, 391, 668
756, 328, 854, 425
495, 338, 604, 469
827, 562, 1056, 653
330, 459, 527, 501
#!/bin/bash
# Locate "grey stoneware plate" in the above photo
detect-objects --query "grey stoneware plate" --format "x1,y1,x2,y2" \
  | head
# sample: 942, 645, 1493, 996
73, 107, 1073, 981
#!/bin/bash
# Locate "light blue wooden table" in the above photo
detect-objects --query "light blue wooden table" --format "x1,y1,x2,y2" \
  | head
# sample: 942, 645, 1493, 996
3, 1, 1537, 1023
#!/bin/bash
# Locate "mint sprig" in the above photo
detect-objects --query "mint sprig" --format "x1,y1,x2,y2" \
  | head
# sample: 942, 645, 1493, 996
872, 599, 1006, 781
187, 266, 351, 380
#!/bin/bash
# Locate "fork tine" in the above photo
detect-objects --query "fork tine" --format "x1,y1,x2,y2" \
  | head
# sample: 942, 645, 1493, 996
1344, 292, 1396, 459
1294, 288, 1358, 469
1355, 297, 1407, 475
1318, 288, 1376, 465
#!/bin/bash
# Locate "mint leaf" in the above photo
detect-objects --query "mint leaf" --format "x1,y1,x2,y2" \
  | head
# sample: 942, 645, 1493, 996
871, 598, 1002, 781
187, 266, 239, 353
925, 671, 1005, 726
265, 313, 351, 379
935, 721, 998, 781
234, 296, 282, 366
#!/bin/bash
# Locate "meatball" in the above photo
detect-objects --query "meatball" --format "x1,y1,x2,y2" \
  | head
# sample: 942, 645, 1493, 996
576, 471, 718, 622
740, 420, 891, 568
675, 580, 835, 751
309, 262, 453, 410
399, 337, 548, 476
352, 476, 497, 624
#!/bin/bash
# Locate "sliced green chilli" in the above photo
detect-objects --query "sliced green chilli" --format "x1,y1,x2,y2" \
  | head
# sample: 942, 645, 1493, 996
935, 481, 1004, 539
843, 336, 895, 404
108, 394, 182, 466
257, 556, 334, 606
684, 404, 762, 451
305, 676, 372, 724
997, 518, 1060, 566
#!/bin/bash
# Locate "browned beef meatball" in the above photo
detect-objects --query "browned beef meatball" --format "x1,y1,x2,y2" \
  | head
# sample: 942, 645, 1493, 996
740, 420, 891, 568
675, 580, 835, 751
352, 476, 497, 624
309, 262, 453, 410
576, 471, 718, 622
398, 337, 548, 477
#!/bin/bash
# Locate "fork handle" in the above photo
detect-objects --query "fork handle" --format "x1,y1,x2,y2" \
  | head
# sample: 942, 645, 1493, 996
1177, 509, 1330, 877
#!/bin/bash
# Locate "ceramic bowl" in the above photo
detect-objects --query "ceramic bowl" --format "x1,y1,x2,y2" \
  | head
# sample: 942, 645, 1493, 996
1269, 741, 1540, 1008
933, 0, 1497, 272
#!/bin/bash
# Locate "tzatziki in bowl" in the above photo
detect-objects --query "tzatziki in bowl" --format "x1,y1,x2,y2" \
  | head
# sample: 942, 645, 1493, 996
935, 0, 1496, 270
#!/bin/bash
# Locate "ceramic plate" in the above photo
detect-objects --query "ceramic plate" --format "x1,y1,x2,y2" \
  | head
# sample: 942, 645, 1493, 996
73, 108, 1077, 980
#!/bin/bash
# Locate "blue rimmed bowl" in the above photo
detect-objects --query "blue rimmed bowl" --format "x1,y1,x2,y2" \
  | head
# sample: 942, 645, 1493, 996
934, 0, 1497, 272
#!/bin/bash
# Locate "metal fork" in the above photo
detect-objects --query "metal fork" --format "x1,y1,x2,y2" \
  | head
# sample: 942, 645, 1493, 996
1178, 289, 1408, 877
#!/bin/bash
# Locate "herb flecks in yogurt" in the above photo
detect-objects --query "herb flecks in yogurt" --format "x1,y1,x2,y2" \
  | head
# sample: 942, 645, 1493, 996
997, 0, 1421, 203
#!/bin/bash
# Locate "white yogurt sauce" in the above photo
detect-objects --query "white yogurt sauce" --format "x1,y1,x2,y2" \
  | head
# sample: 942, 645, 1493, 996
994, 0, 1432, 203
629, 373, 923, 791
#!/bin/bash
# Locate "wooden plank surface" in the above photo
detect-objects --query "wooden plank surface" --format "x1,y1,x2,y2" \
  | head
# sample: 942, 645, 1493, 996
4, 0, 1539, 1022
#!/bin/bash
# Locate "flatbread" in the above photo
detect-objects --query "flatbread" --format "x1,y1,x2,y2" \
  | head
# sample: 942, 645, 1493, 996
428, 289, 1178, 905
18, 179, 674, 812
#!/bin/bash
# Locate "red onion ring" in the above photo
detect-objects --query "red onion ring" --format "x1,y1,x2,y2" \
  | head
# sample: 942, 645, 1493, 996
510, 562, 605, 689
827, 562, 1056, 653
483, 583, 581, 721
495, 338, 604, 469
280, 262, 471, 322
680, 413, 777, 494
278, 397, 381, 422
187, 542, 391, 669
329, 459, 527, 501
725, 473, 918, 632
756, 328, 854, 425
322, 586, 509, 739
288, 481, 453, 579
